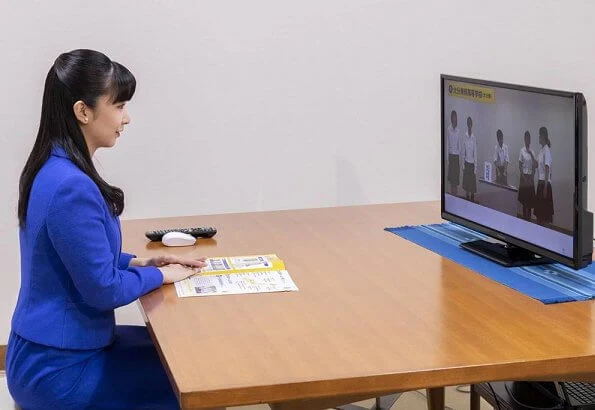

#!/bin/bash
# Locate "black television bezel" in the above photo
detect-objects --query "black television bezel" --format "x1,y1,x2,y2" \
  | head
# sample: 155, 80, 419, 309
440, 74, 589, 269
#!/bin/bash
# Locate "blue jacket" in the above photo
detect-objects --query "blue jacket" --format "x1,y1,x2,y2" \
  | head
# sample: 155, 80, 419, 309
11, 146, 163, 349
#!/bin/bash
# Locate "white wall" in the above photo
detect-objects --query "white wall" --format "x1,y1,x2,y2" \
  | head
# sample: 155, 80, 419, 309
1, 0, 595, 343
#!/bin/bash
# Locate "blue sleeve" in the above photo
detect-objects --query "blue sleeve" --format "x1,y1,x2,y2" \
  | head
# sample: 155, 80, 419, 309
46, 174, 163, 311
118, 252, 136, 269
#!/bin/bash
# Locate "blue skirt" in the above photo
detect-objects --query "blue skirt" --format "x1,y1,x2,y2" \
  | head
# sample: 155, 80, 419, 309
6, 326, 179, 410
535, 180, 554, 222
462, 162, 477, 194
447, 154, 460, 185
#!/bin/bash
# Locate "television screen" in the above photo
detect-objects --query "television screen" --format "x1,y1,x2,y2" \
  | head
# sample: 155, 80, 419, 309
442, 76, 577, 260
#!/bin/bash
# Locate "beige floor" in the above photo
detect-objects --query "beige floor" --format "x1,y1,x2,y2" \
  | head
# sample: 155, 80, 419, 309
0, 371, 493, 410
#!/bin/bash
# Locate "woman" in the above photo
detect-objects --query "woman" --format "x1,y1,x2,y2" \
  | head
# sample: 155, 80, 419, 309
7, 49, 207, 409
461, 116, 477, 202
518, 131, 537, 220
535, 126, 554, 223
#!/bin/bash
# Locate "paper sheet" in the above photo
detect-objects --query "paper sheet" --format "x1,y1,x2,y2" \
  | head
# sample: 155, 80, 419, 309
175, 270, 298, 297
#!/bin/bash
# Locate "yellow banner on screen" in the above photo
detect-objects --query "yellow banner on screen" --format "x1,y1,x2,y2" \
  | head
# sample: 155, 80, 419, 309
448, 82, 495, 103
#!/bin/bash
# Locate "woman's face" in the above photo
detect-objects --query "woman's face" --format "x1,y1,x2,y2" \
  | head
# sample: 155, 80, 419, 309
524, 134, 530, 147
81, 94, 130, 154
539, 134, 545, 146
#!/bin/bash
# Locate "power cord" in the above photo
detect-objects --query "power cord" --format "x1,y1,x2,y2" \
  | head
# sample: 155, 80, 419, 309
413, 389, 455, 410
487, 382, 502, 410
456, 385, 471, 393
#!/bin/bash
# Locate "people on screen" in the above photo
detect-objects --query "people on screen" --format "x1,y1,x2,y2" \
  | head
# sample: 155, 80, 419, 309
444, 104, 559, 228
493, 129, 509, 185
447, 110, 462, 196
461, 116, 478, 202
518, 131, 537, 220
535, 126, 554, 224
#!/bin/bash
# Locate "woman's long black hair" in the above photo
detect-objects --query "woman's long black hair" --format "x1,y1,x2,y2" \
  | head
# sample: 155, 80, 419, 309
18, 49, 136, 227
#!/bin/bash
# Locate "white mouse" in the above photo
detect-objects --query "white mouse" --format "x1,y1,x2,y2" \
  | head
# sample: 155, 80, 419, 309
161, 232, 197, 247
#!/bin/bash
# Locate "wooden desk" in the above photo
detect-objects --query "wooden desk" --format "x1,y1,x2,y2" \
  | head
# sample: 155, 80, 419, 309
121, 202, 595, 410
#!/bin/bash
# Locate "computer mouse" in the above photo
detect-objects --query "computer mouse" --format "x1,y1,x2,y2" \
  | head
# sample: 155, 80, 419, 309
161, 232, 197, 247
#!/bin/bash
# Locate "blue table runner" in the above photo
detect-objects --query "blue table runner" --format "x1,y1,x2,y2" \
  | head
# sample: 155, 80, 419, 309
385, 222, 595, 304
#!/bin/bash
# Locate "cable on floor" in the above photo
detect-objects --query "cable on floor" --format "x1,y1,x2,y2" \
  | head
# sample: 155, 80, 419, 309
413, 390, 455, 410
487, 382, 502, 410
455, 385, 471, 393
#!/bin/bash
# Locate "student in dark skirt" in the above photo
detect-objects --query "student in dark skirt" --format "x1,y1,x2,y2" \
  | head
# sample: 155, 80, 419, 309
461, 116, 477, 201
518, 131, 537, 220
535, 126, 554, 223
447, 110, 462, 195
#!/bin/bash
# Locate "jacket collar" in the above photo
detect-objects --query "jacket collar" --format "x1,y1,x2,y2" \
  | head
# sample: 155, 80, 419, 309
51, 144, 70, 159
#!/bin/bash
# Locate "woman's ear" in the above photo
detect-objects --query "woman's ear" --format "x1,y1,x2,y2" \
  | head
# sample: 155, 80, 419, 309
73, 100, 89, 125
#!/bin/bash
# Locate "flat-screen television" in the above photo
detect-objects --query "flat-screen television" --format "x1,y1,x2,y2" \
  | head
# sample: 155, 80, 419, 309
441, 74, 592, 269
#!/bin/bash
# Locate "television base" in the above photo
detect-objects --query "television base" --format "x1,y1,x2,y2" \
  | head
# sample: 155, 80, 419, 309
461, 240, 554, 267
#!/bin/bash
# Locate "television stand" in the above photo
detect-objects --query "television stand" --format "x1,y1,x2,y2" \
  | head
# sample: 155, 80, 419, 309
461, 240, 553, 267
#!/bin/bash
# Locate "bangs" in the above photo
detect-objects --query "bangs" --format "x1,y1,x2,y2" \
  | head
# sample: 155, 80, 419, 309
107, 61, 136, 103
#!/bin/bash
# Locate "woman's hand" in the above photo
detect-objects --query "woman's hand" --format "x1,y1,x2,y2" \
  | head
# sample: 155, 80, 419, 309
130, 255, 207, 285
129, 255, 208, 284
146, 255, 208, 269
153, 256, 208, 284
159, 264, 202, 284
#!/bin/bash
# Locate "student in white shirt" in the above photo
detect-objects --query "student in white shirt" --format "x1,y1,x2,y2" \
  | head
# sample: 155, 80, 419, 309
535, 126, 554, 224
447, 110, 462, 196
461, 116, 477, 202
517, 131, 537, 220
493, 129, 509, 185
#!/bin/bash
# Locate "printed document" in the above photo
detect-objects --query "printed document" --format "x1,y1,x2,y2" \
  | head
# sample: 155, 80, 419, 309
175, 270, 298, 297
